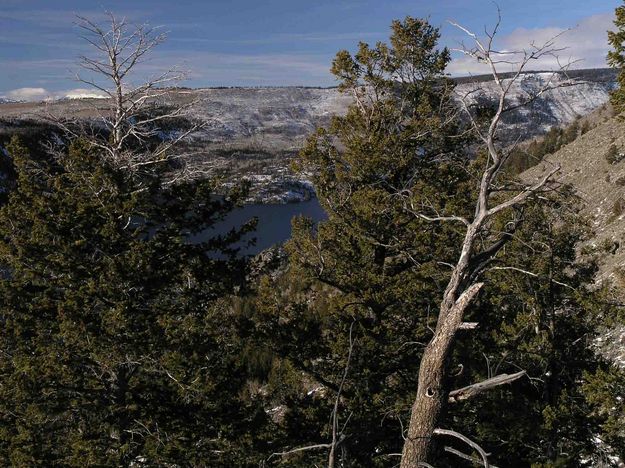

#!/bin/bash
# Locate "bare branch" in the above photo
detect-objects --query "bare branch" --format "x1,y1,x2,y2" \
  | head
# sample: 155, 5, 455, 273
268, 443, 334, 461
433, 428, 490, 468
448, 371, 527, 403
328, 320, 356, 468
487, 266, 575, 290
487, 165, 560, 216
444, 447, 500, 468
457, 322, 478, 330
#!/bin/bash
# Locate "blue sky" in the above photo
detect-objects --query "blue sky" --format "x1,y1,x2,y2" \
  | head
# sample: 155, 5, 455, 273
0, 0, 620, 100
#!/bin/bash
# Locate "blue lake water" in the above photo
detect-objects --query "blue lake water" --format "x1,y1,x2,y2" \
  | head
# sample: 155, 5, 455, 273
190, 198, 327, 255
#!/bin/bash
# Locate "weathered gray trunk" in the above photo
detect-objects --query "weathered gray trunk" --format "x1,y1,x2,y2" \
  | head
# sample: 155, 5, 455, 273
400, 310, 453, 465
400, 282, 483, 467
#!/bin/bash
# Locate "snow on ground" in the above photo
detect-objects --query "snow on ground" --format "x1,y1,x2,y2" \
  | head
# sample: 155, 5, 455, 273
0, 71, 616, 203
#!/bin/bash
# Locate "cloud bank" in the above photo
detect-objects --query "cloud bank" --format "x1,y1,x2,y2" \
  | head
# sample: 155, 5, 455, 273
1, 87, 107, 102
447, 13, 614, 76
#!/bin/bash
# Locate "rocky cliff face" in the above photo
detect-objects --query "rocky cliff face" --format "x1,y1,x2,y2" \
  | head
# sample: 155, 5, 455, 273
0, 69, 618, 202
457, 70, 616, 144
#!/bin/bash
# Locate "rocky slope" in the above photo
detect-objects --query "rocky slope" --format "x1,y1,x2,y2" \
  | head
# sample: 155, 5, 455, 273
522, 108, 625, 365
0, 68, 617, 202
523, 110, 625, 284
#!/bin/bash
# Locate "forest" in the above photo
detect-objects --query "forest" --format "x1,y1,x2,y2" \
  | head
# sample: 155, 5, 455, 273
1, 4, 625, 468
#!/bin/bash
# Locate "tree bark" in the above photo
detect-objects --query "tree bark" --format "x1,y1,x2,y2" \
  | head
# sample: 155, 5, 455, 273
400, 328, 453, 465
398, 12, 564, 466
400, 283, 483, 466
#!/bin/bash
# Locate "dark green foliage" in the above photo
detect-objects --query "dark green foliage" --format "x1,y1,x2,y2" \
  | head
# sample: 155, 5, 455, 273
2, 12, 624, 467
249, 17, 625, 467
256, 187, 625, 466
0, 136, 270, 465
608, 1, 625, 113
605, 144, 624, 164
447, 194, 625, 465
249, 17, 473, 465
0, 120, 60, 205
583, 368, 625, 457
506, 119, 582, 175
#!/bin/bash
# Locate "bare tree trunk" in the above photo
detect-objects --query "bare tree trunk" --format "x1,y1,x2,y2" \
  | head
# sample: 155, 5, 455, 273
401, 281, 482, 465
401, 333, 450, 463
112, 55, 124, 154
398, 10, 567, 465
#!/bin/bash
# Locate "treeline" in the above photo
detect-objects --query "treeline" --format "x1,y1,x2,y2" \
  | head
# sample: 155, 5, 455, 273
0, 10, 625, 468
506, 116, 593, 174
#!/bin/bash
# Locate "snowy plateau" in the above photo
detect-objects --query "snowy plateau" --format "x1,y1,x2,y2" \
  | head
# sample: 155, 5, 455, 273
0, 68, 618, 203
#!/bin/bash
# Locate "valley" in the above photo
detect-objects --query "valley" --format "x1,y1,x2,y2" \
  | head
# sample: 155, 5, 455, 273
2, 4, 625, 464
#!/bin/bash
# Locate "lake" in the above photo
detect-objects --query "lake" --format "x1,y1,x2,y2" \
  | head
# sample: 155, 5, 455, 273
190, 198, 327, 255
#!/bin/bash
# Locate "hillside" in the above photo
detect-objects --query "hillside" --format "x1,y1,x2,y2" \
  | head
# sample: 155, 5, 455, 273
460, 71, 615, 144
0, 69, 618, 202
523, 110, 625, 284
0, 69, 617, 146
522, 110, 625, 365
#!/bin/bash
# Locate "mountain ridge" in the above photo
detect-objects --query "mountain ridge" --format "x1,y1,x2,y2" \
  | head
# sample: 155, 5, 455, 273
0, 68, 619, 203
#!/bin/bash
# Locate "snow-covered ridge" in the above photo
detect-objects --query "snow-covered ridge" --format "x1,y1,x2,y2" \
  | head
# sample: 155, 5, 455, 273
456, 71, 616, 143
0, 69, 618, 203
179, 70, 617, 152
0, 70, 617, 148
62, 92, 108, 100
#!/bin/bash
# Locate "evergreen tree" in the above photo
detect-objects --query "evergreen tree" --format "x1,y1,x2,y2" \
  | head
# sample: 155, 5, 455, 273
250, 17, 474, 466
251, 17, 625, 467
608, 1, 625, 113
0, 136, 269, 465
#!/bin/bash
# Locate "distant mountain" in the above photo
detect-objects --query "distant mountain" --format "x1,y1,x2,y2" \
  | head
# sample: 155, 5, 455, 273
59, 92, 108, 101
456, 69, 617, 145
0, 68, 618, 202
178, 69, 619, 150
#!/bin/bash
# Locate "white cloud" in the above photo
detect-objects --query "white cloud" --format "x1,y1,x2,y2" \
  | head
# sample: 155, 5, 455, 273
4, 87, 50, 101
447, 13, 614, 76
1, 87, 107, 102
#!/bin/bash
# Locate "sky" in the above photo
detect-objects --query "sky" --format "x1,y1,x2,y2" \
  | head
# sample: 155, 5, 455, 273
0, 0, 621, 100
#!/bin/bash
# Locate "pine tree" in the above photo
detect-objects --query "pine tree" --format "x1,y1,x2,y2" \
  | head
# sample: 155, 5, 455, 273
251, 16, 625, 467
0, 136, 269, 465
250, 17, 474, 465
608, 1, 625, 113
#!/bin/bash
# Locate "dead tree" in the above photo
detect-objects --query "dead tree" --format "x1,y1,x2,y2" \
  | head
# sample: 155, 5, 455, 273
399, 13, 568, 467
48, 13, 202, 179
